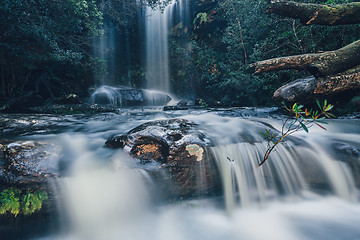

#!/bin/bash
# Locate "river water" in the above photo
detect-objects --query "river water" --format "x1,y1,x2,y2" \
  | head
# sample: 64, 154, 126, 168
1, 107, 360, 240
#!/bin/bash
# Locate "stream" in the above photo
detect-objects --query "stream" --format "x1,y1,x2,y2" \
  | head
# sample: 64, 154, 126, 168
1, 107, 360, 240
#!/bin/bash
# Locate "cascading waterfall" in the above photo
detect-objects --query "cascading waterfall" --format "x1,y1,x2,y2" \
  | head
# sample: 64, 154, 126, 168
145, 4, 171, 92
212, 141, 357, 212
185, 113, 359, 212
145, 0, 190, 93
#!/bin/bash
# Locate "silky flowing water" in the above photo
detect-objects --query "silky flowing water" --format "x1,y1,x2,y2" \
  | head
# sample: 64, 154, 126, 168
2, 107, 360, 240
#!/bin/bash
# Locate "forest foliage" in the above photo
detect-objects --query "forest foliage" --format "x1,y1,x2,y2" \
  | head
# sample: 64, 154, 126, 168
0, 0, 104, 100
1, 0, 359, 108
183, 0, 360, 106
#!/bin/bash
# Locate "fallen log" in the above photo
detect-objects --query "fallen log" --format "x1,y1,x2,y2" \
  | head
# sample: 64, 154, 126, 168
267, 1, 360, 26
251, 1, 360, 102
273, 76, 316, 102
251, 40, 360, 77
273, 68, 360, 102
315, 68, 360, 94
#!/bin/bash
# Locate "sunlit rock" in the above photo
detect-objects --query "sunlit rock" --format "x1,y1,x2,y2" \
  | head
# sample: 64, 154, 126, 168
186, 144, 204, 162
105, 119, 221, 198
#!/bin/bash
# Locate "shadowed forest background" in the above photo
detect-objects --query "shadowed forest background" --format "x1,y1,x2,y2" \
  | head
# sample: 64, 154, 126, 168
1, 0, 360, 110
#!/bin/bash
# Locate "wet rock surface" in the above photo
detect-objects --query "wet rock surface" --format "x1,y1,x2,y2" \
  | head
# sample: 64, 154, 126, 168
54, 94, 81, 105
0, 141, 61, 186
332, 141, 360, 187
106, 118, 221, 198
0, 140, 61, 224
90, 86, 172, 107
29, 103, 117, 114
0, 114, 70, 138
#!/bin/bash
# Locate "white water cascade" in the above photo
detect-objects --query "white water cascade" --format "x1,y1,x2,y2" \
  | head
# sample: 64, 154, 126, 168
10, 109, 357, 240
145, 4, 171, 92
145, 0, 190, 93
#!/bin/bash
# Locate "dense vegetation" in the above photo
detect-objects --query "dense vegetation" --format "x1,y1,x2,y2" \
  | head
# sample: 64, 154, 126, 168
1, 0, 359, 109
0, 0, 145, 108
0, 0, 102, 102
178, 0, 360, 106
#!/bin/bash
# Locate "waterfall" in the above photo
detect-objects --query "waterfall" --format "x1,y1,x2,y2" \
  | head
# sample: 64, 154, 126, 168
145, 5, 171, 92
210, 129, 358, 212
93, 4, 116, 86
145, 0, 190, 93
184, 113, 359, 212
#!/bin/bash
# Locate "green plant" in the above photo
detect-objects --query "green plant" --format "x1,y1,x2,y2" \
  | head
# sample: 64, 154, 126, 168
259, 99, 335, 166
22, 190, 48, 215
0, 188, 48, 216
193, 12, 208, 29
0, 188, 21, 216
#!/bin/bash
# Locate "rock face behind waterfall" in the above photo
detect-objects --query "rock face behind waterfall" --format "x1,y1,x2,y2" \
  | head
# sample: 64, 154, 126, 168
105, 119, 221, 198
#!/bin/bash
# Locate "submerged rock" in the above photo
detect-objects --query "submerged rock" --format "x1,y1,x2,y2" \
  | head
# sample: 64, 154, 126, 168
105, 118, 221, 198
332, 142, 360, 187
163, 105, 188, 111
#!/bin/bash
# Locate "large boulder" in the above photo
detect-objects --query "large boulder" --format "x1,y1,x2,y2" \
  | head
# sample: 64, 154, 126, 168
90, 86, 172, 107
105, 119, 221, 199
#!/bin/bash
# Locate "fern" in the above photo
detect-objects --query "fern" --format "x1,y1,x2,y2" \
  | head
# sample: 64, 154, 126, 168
0, 188, 48, 216
0, 188, 21, 217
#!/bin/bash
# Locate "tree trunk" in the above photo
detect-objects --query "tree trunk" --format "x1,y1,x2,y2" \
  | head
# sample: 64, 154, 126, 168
251, 40, 360, 77
273, 76, 316, 102
267, 1, 360, 26
273, 68, 360, 102
314, 67, 360, 94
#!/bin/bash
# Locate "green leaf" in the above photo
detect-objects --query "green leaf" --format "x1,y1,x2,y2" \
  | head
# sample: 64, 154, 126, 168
325, 104, 334, 111
316, 120, 328, 124
326, 112, 336, 118
300, 121, 309, 133
316, 99, 322, 110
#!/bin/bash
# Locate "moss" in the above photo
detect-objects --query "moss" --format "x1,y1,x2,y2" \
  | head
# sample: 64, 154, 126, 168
0, 188, 48, 216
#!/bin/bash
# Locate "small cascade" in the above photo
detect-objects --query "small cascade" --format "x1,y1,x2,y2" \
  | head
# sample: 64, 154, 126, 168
90, 86, 123, 107
142, 89, 172, 106
56, 135, 153, 240
212, 142, 308, 212
90, 85, 172, 107
211, 135, 358, 212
